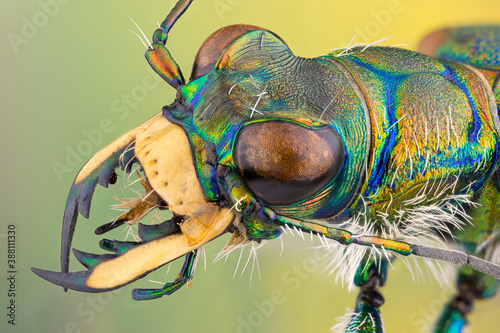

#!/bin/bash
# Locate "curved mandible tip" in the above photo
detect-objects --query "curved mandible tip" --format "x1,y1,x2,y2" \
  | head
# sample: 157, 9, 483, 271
60, 114, 161, 275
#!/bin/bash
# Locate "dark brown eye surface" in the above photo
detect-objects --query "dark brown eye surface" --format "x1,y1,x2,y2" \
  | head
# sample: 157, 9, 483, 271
234, 121, 344, 205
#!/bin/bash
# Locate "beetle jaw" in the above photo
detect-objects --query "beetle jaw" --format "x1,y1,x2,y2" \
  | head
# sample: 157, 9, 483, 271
33, 112, 236, 293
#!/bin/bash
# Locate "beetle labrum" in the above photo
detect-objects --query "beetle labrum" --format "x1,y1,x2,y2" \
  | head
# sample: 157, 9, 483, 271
32, 0, 500, 332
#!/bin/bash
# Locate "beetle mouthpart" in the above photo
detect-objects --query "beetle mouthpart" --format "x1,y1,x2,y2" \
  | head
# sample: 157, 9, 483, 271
32, 207, 234, 292
31, 268, 98, 292
33, 113, 235, 293
95, 219, 126, 235
95, 170, 160, 236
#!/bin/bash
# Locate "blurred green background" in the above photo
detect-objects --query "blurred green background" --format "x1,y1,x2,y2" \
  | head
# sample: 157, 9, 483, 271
1, 0, 500, 332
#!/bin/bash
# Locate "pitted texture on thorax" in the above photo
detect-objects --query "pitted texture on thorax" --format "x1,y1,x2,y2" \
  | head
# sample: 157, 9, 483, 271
331, 46, 500, 212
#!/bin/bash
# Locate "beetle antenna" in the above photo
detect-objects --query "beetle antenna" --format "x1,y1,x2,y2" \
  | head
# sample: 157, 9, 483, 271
130, 18, 152, 49
159, 0, 193, 35
411, 244, 500, 279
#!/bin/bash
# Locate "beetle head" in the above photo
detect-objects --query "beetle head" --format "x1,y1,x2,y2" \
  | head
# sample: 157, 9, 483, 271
170, 28, 370, 223
32, 22, 370, 296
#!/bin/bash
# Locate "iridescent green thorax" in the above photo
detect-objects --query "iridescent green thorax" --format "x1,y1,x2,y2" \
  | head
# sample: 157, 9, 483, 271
329, 46, 500, 217
345, 255, 386, 333
431, 26, 500, 158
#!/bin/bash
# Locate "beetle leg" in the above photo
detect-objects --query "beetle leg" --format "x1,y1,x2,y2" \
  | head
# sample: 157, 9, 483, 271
339, 257, 387, 333
32, 205, 233, 293
132, 249, 199, 300
433, 259, 499, 332
157, 0, 193, 38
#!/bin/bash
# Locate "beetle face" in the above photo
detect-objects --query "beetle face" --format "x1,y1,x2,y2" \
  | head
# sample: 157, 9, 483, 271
32, 23, 371, 297
31, 2, 500, 331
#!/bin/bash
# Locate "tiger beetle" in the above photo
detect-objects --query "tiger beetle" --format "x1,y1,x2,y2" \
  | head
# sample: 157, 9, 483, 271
33, 0, 500, 332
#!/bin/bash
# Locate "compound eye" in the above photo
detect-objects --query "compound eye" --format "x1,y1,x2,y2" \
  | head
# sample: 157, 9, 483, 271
234, 121, 344, 205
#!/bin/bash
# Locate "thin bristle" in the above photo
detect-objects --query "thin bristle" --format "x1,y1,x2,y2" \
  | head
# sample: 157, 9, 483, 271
129, 18, 152, 49
308, 182, 475, 288
330, 309, 358, 332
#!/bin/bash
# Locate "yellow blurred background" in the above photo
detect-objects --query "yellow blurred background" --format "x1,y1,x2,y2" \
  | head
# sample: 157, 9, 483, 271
1, 0, 499, 332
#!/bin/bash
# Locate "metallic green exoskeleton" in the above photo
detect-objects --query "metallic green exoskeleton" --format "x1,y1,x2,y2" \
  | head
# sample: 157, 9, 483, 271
32, 1, 500, 332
